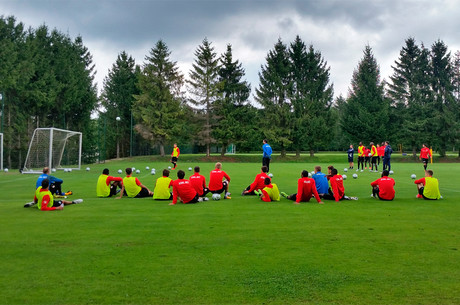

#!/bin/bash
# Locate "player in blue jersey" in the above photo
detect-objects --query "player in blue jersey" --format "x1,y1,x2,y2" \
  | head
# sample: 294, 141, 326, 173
262, 139, 272, 172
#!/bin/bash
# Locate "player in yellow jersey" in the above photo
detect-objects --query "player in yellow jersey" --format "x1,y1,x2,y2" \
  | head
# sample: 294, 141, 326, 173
171, 143, 180, 170
117, 168, 153, 198
153, 169, 173, 200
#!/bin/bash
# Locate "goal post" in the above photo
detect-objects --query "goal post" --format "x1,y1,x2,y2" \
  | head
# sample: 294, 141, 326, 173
22, 127, 82, 174
0, 133, 3, 171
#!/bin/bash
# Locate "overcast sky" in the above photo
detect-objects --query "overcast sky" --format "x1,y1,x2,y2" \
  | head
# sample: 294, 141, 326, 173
1, 0, 460, 101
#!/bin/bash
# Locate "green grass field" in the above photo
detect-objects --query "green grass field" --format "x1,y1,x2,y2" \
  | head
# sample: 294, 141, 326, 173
0, 157, 459, 304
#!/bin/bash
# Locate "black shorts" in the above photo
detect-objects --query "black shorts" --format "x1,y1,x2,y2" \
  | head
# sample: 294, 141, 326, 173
358, 156, 364, 162
422, 158, 429, 164
171, 157, 178, 162
348, 157, 353, 162
210, 181, 228, 194
418, 187, 437, 200
135, 187, 151, 198
185, 194, 199, 204
372, 156, 378, 164
53, 200, 63, 207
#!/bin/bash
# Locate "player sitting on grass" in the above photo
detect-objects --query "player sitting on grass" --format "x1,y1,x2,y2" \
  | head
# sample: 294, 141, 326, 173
322, 168, 358, 201
169, 170, 208, 205
97, 168, 123, 197
312, 166, 329, 198
242, 166, 270, 196
36, 167, 72, 196
189, 166, 209, 198
153, 169, 173, 200
281, 170, 323, 204
254, 177, 280, 202
370, 170, 395, 201
24, 179, 82, 209
117, 168, 153, 199
414, 170, 441, 200
209, 162, 231, 199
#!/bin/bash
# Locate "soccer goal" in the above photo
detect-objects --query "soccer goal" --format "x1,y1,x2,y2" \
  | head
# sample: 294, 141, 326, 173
22, 128, 82, 174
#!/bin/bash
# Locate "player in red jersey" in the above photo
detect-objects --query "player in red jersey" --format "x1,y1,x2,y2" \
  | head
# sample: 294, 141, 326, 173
364, 147, 371, 170
419, 144, 432, 170
323, 168, 358, 201
370, 170, 395, 200
377, 143, 385, 166
170, 170, 207, 205
281, 170, 323, 204
242, 166, 270, 195
357, 142, 365, 172
27, 179, 83, 210
189, 166, 209, 197
209, 162, 231, 199
170, 143, 180, 170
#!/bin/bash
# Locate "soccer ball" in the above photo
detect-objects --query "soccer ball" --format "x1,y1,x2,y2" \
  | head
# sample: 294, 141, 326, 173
212, 193, 221, 201
145, 166, 150, 170
389, 170, 394, 175
352, 174, 358, 179
150, 169, 156, 175
4, 168, 8, 172
118, 169, 122, 174
188, 167, 192, 171
168, 166, 172, 170
132, 167, 136, 171
116, 116, 121, 121
51, 168, 56, 172
411, 174, 416, 179
268, 173, 273, 178
68, 168, 72, 172
344, 168, 348, 172
86, 167, 90, 171
310, 171, 315, 177
135, 169, 140, 174
342, 174, 347, 180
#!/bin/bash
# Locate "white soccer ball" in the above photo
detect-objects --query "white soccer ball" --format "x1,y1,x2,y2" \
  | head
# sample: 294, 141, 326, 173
118, 169, 122, 174
188, 167, 192, 171
116, 116, 121, 121
86, 167, 90, 171
342, 174, 347, 180
411, 174, 416, 179
389, 170, 394, 175
212, 193, 221, 201
310, 171, 315, 177
4, 168, 8, 172
51, 168, 57, 172
352, 173, 358, 179
135, 169, 140, 174
268, 173, 273, 178
344, 168, 348, 172
68, 168, 72, 172
145, 166, 150, 170
168, 166, 172, 170
132, 167, 136, 171
150, 169, 156, 175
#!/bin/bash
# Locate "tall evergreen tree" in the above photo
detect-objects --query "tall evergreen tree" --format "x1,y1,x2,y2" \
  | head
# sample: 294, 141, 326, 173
188, 38, 221, 156
289, 36, 334, 156
255, 38, 292, 156
213, 44, 251, 156
430, 40, 458, 156
133, 40, 185, 156
452, 50, 460, 156
102, 51, 139, 158
341, 45, 389, 144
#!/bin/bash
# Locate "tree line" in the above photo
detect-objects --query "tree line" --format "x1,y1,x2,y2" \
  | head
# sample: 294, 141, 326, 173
1, 15, 459, 168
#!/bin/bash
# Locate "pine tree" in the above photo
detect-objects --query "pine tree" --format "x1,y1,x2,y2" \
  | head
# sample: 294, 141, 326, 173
188, 38, 221, 156
341, 45, 389, 144
133, 40, 185, 156
452, 50, 460, 156
214, 44, 251, 156
102, 51, 139, 158
289, 36, 333, 156
430, 40, 457, 156
255, 38, 292, 156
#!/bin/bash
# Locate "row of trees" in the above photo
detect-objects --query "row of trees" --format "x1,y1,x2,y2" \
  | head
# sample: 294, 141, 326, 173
0, 16, 97, 169
1, 14, 460, 168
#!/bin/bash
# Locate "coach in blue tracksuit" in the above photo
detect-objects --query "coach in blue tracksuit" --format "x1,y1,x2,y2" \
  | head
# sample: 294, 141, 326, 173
262, 139, 272, 172
36, 167, 65, 195
383, 141, 393, 172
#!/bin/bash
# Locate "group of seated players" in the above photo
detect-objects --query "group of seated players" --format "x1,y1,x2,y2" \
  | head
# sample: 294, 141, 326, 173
96, 162, 442, 205
26, 161, 442, 211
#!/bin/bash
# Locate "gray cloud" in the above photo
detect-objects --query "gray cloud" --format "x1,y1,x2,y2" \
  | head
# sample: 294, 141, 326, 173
2, 0, 460, 99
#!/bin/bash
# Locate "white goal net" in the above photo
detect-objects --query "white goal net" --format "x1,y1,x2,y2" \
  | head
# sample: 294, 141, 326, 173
23, 128, 82, 174
0, 133, 3, 171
